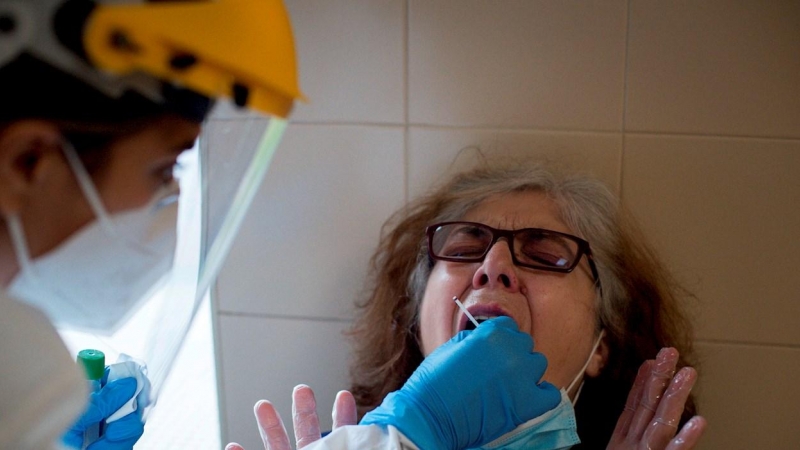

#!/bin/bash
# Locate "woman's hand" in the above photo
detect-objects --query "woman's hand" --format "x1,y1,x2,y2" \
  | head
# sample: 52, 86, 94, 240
608, 348, 707, 449
225, 385, 357, 450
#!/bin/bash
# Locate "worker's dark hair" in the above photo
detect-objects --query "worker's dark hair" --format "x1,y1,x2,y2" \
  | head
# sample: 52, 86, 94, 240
0, 53, 212, 126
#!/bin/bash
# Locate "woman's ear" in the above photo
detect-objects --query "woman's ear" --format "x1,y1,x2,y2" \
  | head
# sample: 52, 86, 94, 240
0, 121, 64, 215
586, 332, 609, 378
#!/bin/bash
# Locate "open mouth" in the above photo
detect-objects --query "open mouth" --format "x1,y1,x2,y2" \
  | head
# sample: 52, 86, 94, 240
464, 314, 502, 331
457, 302, 512, 333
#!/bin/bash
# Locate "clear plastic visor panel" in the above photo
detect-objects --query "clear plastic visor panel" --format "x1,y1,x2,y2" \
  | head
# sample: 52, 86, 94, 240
57, 114, 288, 412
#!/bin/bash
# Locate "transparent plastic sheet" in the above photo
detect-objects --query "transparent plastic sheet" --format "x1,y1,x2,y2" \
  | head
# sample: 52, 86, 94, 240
57, 115, 288, 414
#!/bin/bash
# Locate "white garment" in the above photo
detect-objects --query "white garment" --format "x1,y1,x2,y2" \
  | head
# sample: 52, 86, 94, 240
304, 424, 418, 450
0, 290, 86, 450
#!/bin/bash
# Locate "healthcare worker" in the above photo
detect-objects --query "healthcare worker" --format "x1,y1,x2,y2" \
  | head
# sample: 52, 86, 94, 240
0, 1, 561, 449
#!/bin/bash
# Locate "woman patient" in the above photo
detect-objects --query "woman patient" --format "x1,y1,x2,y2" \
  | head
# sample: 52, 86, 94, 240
229, 162, 707, 450
349, 162, 704, 448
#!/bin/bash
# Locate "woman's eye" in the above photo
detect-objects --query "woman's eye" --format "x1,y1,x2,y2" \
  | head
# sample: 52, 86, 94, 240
449, 247, 484, 257
441, 242, 485, 258
433, 226, 492, 258
519, 242, 570, 267
524, 250, 565, 266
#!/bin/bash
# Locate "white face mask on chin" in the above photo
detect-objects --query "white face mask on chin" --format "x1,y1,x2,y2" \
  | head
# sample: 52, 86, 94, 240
5, 141, 179, 335
477, 330, 606, 450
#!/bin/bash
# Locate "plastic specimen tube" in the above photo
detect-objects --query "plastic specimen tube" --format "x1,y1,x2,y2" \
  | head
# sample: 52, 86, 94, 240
77, 349, 105, 449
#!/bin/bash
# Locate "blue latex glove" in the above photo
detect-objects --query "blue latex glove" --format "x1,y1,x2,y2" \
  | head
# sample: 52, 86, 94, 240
62, 377, 145, 450
361, 316, 561, 450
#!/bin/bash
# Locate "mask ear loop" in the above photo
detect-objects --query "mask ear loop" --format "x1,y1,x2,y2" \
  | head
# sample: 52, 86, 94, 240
5, 139, 111, 279
566, 329, 606, 406
60, 140, 116, 236
4, 187, 124, 338
6, 213, 34, 275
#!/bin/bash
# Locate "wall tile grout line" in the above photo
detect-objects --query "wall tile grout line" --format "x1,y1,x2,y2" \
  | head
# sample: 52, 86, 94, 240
622, 130, 800, 143
697, 339, 800, 351
256, 119, 627, 134
404, 0, 410, 127
404, 0, 410, 204
219, 310, 353, 324
621, 0, 631, 133
277, 120, 800, 144
619, 0, 633, 200
279, 120, 407, 129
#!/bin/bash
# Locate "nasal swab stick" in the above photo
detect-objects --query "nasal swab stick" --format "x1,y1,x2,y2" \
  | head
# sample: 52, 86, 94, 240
453, 296, 479, 328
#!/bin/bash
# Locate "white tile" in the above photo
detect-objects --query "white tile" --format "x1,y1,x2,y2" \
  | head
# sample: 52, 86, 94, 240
218, 315, 351, 449
622, 135, 800, 346
626, 0, 800, 138
694, 342, 800, 449
288, 0, 405, 124
211, 1, 405, 123
213, 122, 405, 319
408, 127, 622, 199
409, 1, 627, 130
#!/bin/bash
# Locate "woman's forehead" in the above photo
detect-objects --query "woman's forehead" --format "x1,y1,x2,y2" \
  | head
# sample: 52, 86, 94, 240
460, 191, 573, 234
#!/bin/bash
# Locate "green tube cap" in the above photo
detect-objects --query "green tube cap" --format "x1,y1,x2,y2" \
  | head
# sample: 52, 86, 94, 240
77, 349, 106, 381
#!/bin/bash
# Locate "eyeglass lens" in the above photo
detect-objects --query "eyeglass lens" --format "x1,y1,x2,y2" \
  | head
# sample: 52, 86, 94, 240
431, 223, 581, 270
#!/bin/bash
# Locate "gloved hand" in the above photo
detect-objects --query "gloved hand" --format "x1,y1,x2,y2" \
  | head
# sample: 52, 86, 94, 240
62, 377, 145, 450
361, 316, 561, 450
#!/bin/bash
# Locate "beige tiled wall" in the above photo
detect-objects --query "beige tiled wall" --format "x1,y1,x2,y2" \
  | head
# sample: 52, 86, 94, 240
625, 0, 800, 138
211, 1, 800, 449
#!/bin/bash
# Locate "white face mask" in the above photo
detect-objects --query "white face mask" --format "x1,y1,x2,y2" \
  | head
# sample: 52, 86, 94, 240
478, 330, 606, 450
5, 141, 179, 335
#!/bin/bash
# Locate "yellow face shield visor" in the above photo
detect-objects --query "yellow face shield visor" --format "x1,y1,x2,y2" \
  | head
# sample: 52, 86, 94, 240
84, 0, 305, 118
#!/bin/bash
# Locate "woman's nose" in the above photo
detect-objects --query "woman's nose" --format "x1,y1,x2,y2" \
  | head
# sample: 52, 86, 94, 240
472, 239, 520, 292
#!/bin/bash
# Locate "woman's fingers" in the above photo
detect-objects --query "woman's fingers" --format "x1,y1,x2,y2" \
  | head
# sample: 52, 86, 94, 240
254, 400, 292, 450
292, 385, 322, 449
332, 390, 358, 429
608, 348, 706, 450
666, 416, 707, 449
610, 360, 652, 443
225, 401, 290, 450
642, 367, 697, 448
227, 386, 357, 450
626, 348, 679, 443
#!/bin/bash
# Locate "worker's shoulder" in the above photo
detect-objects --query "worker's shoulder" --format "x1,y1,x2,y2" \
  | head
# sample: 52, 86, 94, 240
0, 289, 82, 382
0, 290, 87, 450
0, 290, 63, 347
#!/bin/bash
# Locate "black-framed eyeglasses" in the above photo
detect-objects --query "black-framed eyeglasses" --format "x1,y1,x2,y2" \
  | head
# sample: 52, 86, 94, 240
426, 221, 600, 284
